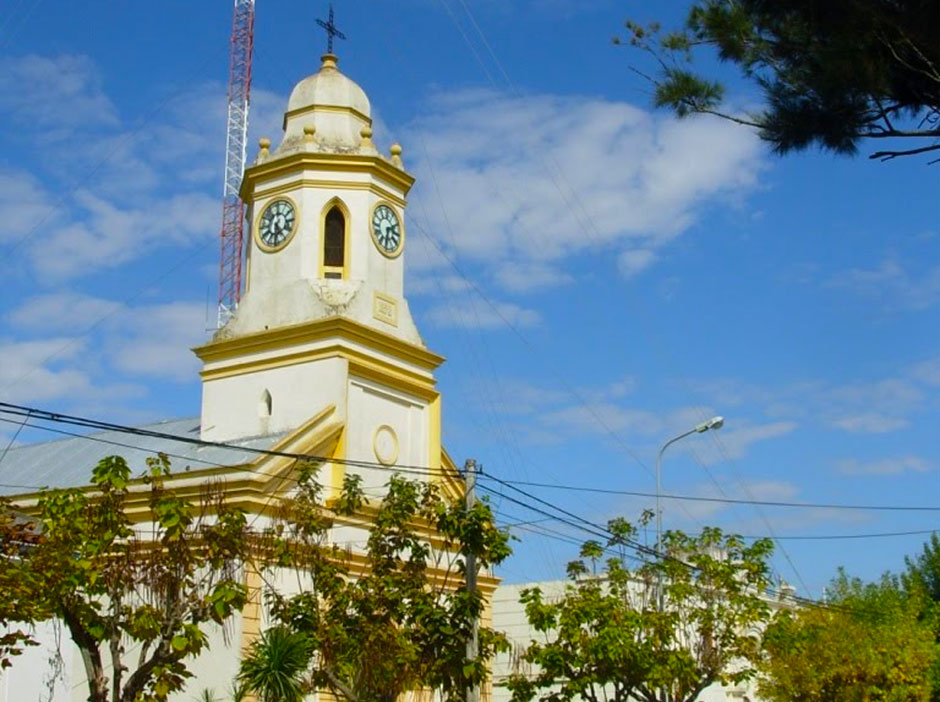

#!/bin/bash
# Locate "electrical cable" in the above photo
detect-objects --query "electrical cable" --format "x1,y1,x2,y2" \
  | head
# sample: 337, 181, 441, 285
441, 0, 815, 594
6, 405, 940, 518
474, 474, 940, 513
0, 402, 457, 477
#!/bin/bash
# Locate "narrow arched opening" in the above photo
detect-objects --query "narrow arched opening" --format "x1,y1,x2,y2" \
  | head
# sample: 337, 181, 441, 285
259, 389, 272, 418
323, 206, 345, 279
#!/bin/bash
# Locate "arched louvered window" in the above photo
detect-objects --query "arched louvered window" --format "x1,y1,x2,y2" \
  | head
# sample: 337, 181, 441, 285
323, 206, 345, 278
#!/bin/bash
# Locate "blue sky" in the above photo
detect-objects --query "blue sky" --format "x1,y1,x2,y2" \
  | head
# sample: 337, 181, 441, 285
1, 1, 938, 597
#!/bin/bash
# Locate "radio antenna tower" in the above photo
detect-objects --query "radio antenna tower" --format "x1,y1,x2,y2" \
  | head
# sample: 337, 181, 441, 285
217, 0, 255, 327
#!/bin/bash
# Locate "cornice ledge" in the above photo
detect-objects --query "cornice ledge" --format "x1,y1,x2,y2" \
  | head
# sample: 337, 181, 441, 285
194, 315, 445, 370
240, 151, 415, 199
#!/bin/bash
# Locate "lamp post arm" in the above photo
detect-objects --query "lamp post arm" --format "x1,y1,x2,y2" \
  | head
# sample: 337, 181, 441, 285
655, 427, 698, 555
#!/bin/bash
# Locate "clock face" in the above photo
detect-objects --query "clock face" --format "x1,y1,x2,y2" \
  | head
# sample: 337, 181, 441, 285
371, 204, 402, 256
258, 199, 296, 250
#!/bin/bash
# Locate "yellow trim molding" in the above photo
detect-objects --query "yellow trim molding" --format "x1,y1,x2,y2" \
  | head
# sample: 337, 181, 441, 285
240, 152, 415, 200
252, 178, 407, 209
194, 316, 444, 372
282, 102, 372, 129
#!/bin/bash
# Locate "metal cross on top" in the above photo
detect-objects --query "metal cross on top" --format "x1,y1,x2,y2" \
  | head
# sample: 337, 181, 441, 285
316, 3, 346, 55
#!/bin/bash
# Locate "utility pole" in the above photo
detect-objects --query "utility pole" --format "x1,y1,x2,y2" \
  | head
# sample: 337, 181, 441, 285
464, 458, 479, 702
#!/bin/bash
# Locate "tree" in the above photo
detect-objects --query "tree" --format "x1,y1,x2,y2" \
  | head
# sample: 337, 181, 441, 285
904, 533, 940, 603
902, 534, 940, 701
759, 570, 937, 702
504, 518, 775, 702
240, 468, 511, 702
618, 0, 940, 162
238, 626, 312, 702
0, 454, 251, 702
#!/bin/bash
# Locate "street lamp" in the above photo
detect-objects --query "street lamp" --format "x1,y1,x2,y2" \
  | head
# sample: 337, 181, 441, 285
653, 415, 723, 702
655, 415, 724, 564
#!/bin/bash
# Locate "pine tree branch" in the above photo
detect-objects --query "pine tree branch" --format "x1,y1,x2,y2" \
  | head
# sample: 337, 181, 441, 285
869, 143, 940, 161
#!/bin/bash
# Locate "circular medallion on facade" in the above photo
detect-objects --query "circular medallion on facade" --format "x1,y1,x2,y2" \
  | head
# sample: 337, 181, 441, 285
373, 424, 399, 466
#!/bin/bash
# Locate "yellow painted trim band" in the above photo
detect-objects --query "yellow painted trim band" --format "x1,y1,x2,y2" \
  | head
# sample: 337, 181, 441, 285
251, 178, 407, 209
199, 345, 439, 400
194, 316, 444, 371
282, 102, 371, 127
241, 152, 414, 199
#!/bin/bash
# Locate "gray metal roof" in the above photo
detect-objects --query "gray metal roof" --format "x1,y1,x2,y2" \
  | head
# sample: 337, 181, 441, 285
0, 417, 287, 497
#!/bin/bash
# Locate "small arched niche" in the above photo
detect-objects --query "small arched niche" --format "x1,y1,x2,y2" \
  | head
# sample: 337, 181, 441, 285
259, 389, 273, 418
322, 204, 346, 279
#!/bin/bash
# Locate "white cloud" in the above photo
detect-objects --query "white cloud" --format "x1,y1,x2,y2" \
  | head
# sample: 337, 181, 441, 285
0, 337, 141, 406
466, 377, 568, 416
31, 189, 218, 280
0, 54, 119, 131
828, 255, 940, 310
6, 293, 209, 384
424, 297, 540, 329
406, 89, 763, 290
492, 261, 573, 292
672, 479, 802, 522
688, 370, 927, 437
821, 378, 923, 422
541, 402, 661, 437
831, 413, 909, 434
7, 292, 121, 331
911, 357, 940, 387
0, 60, 287, 283
690, 420, 798, 465
111, 301, 207, 381
618, 249, 657, 278
837, 456, 932, 476
0, 169, 57, 245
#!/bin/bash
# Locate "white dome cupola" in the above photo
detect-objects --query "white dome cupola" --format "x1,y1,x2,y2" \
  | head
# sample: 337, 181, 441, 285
278, 54, 374, 155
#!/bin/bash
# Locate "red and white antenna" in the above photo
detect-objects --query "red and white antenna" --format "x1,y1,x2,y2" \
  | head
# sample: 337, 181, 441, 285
217, 0, 255, 327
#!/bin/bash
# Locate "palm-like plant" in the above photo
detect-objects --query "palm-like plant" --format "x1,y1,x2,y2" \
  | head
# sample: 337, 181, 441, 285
238, 626, 312, 702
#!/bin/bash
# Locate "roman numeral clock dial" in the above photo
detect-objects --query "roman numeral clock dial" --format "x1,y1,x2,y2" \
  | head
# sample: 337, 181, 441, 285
257, 199, 296, 251
371, 204, 403, 257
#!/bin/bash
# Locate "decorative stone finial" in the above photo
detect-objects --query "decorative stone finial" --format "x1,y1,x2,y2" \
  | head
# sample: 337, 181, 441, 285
320, 54, 338, 71
390, 143, 403, 169
360, 126, 374, 148
303, 124, 316, 143
257, 137, 271, 164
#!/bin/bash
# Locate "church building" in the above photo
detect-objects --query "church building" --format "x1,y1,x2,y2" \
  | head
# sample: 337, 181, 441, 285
0, 45, 765, 702
0, 50, 496, 702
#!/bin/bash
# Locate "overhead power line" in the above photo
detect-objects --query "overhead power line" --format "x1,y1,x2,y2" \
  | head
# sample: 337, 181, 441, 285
0, 401, 909, 617
0, 402, 456, 478
474, 475, 940, 513
5, 402, 940, 516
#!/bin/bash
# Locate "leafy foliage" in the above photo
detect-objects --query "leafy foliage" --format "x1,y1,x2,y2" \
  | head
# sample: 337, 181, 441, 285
240, 468, 511, 702
904, 533, 940, 604
759, 570, 937, 701
903, 534, 940, 701
0, 455, 250, 702
238, 626, 312, 702
504, 518, 775, 702
619, 0, 940, 162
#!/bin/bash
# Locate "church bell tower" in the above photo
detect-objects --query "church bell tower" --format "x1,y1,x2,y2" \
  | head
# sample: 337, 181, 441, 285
194, 51, 445, 486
